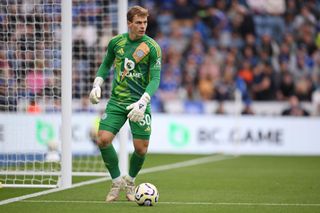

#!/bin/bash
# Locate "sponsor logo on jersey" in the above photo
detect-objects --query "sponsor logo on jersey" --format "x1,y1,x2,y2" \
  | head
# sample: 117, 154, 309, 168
121, 57, 144, 80
121, 58, 135, 80
120, 42, 149, 81
124, 58, 135, 71
120, 70, 142, 80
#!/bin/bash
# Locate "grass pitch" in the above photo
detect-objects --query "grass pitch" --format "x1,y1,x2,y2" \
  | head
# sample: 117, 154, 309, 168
1, 154, 320, 213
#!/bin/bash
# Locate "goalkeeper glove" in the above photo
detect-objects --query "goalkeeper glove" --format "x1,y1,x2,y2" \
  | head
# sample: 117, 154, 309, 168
89, 77, 104, 104
126, 93, 150, 122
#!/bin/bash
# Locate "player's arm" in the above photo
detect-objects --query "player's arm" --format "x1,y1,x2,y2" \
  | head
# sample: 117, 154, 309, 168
89, 39, 116, 104
145, 44, 162, 97
126, 44, 162, 122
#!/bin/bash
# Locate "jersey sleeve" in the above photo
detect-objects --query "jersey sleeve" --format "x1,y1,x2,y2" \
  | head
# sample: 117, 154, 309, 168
145, 42, 162, 97
96, 38, 116, 79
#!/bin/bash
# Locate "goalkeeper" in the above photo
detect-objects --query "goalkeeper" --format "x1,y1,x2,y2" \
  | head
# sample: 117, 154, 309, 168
89, 5, 161, 202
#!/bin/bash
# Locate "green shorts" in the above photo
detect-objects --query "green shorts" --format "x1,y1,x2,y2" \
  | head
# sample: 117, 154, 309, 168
99, 101, 152, 140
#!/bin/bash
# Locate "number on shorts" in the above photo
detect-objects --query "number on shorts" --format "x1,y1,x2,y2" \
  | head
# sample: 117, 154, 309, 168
139, 114, 151, 126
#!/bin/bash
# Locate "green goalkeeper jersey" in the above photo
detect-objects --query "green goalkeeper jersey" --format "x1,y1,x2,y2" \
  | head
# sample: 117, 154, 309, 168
96, 33, 161, 106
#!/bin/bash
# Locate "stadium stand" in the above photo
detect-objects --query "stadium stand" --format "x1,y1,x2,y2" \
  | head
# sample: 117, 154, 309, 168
0, 0, 319, 116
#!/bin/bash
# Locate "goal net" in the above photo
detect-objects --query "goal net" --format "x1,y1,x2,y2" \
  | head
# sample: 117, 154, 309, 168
0, 0, 122, 188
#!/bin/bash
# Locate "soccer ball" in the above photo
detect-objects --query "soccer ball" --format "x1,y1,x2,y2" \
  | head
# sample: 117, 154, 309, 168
134, 183, 159, 206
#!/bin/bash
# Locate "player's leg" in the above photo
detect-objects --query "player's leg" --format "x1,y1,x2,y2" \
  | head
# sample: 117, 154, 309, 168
130, 138, 149, 178
123, 138, 149, 201
124, 110, 151, 201
97, 130, 120, 179
97, 130, 122, 202
98, 103, 128, 202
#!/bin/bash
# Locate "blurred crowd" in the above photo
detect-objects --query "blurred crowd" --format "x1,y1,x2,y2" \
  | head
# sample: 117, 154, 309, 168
145, 0, 320, 114
0, 0, 320, 115
0, 0, 112, 112
0, 0, 63, 112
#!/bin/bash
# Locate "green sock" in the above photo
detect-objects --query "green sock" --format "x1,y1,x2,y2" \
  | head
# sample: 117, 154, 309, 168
129, 151, 146, 178
99, 145, 120, 179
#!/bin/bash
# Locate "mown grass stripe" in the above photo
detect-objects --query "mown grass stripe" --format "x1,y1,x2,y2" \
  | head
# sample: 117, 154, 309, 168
0, 154, 235, 206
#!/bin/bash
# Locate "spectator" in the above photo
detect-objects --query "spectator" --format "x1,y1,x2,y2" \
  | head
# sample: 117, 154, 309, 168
158, 53, 182, 102
27, 98, 41, 114
199, 55, 220, 81
0, 79, 17, 112
215, 101, 226, 114
294, 76, 314, 101
168, 22, 189, 54
258, 33, 279, 60
173, 0, 195, 33
0, 49, 17, 111
73, 16, 97, 48
45, 98, 61, 113
277, 70, 295, 101
251, 63, 276, 101
198, 73, 214, 101
293, 6, 317, 31
312, 88, 320, 116
237, 60, 253, 86
26, 69, 45, 96
281, 95, 310, 116
276, 43, 295, 71
215, 68, 234, 101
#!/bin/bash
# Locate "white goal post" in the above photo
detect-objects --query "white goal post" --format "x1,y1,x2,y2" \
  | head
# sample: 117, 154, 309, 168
0, 0, 128, 188
117, 0, 129, 179
60, 0, 72, 189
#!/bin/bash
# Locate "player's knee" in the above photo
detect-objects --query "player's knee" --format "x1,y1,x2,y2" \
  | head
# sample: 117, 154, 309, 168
97, 132, 113, 147
134, 140, 149, 156
135, 148, 147, 156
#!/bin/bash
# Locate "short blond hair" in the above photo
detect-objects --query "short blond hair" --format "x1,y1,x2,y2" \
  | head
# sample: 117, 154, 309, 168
127, 5, 149, 22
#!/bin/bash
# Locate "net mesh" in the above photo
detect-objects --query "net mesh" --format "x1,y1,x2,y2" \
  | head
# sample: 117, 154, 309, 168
0, 0, 63, 187
0, 0, 118, 187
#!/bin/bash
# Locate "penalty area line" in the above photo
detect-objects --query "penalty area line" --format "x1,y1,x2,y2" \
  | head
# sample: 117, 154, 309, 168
0, 154, 235, 206
21, 200, 320, 207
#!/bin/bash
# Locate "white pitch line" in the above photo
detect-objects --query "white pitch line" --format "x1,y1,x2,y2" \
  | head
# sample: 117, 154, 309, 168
0, 154, 236, 206
20, 200, 320, 207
